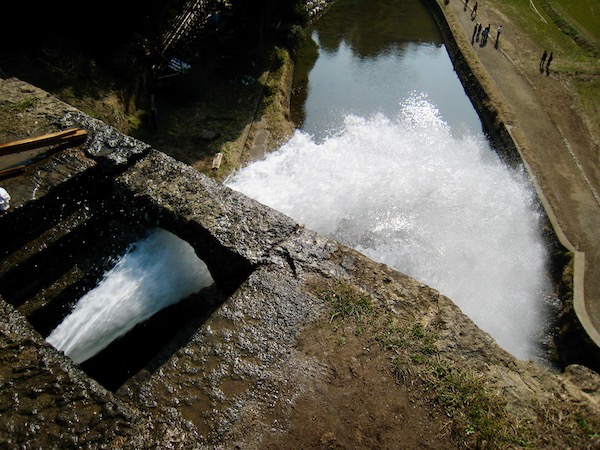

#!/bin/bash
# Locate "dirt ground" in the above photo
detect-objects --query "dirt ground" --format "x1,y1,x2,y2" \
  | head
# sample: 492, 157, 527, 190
261, 321, 462, 449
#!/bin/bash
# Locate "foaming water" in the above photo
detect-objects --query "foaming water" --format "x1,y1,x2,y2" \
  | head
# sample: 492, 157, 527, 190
227, 96, 550, 360
47, 228, 214, 364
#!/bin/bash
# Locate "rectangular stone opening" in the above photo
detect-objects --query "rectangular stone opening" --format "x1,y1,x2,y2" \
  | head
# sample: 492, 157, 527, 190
0, 199, 250, 392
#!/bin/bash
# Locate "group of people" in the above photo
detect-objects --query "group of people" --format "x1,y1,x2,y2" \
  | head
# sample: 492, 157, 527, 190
471, 23, 501, 48
453, 0, 555, 75
467, 0, 501, 49
471, 23, 487, 46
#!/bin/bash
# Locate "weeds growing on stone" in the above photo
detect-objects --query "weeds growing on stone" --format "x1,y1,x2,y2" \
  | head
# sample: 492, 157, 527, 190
11, 97, 40, 112
308, 275, 600, 448
311, 277, 510, 447
316, 279, 374, 323
373, 321, 511, 448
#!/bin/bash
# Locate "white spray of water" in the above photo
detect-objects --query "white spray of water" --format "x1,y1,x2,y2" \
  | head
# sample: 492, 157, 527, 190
47, 228, 214, 364
227, 96, 549, 360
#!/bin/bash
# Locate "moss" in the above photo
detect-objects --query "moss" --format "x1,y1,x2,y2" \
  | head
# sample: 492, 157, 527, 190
10, 97, 40, 112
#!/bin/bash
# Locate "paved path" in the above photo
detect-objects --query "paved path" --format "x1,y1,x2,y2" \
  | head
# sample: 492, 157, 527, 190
440, 0, 600, 347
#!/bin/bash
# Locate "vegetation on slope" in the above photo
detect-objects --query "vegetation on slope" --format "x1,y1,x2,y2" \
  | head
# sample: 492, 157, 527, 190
311, 277, 600, 449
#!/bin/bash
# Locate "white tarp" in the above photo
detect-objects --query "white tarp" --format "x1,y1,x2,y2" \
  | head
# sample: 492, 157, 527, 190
0, 187, 10, 211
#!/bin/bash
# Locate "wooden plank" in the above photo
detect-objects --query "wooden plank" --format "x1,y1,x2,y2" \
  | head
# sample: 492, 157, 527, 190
0, 165, 25, 180
212, 152, 223, 170
0, 128, 87, 156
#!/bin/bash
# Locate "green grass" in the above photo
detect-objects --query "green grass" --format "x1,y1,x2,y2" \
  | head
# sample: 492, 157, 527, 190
374, 322, 510, 447
575, 76, 600, 150
492, 0, 599, 65
561, 0, 599, 38
318, 279, 374, 323
311, 279, 508, 446
10, 97, 40, 112
546, 0, 599, 46
311, 282, 512, 448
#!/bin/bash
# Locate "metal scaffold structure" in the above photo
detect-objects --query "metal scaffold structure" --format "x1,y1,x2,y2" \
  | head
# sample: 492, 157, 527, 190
154, 0, 231, 74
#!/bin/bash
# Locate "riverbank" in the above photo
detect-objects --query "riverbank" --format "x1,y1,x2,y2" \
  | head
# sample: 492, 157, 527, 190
129, 46, 296, 183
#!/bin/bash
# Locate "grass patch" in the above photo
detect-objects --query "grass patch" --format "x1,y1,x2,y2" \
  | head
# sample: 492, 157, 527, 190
426, 364, 507, 446
255, 47, 295, 147
377, 321, 600, 448
0, 96, 51, 140
375, 322, 513, 448
490, 0, 599, 68
552, 0, 600, 42
310, 277, 511, 446
10, 97, 40, 112
574, 76, 600, 146
315, 279, 374, 323
541, 0, 600, 56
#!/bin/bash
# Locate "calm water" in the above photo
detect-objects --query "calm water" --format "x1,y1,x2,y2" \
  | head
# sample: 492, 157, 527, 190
228, 0, 554, 361
292, 0, 482, 140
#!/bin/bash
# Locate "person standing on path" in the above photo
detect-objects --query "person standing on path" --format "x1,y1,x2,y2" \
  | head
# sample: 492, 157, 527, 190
464, 0, 469, 11
546, 52, 553, 75
480, 24, 490, 47
471, 1, 478, 20
472, 23, 478, 44
475, 23, 482, 42
495, 25, 502, 49
540, 50, 548, 72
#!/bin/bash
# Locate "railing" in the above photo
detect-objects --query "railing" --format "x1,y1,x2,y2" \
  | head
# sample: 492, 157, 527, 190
160, 0, 225, 57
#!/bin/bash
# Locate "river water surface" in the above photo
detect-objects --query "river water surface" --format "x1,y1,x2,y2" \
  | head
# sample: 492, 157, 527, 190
227, 0, 555, 361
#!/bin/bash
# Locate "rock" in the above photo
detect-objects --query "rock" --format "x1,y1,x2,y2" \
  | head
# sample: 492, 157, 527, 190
1, 71, 599, 450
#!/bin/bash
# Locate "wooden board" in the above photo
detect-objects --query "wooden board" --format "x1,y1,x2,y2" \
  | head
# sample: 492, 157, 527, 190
0, 165, 25, 180
0, 128, 87, 156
